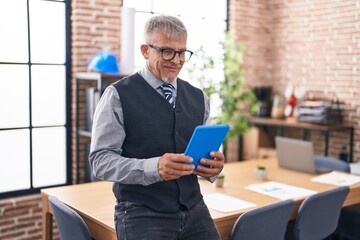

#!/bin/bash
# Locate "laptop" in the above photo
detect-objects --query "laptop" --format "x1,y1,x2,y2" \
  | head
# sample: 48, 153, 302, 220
275, 136, 317, 174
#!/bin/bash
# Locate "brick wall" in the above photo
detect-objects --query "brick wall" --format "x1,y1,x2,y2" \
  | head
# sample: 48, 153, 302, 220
0, 195, 47, 240
229, 0, 360, 161
229, 0, 273, 87
2, 0, 359, 239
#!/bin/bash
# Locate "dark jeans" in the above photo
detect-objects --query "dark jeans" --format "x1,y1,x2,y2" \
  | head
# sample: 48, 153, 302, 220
114, 199, 220, 240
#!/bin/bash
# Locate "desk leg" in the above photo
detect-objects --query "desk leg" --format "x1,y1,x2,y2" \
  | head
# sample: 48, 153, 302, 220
302, 129, 309, 140
324, 131, 329, 156
43, 213, 53, 240
349, 128, 354, 163
42, 195, 53, 240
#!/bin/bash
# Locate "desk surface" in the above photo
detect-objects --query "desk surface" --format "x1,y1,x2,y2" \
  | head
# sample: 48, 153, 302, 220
41, 158, 360, 240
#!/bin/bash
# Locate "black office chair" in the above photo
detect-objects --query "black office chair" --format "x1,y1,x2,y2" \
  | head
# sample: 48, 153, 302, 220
230, 199, 295, 240
285, 186, 349, 240
49, 195, 92, 240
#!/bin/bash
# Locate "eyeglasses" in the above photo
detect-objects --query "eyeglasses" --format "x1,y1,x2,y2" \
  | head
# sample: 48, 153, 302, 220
148, 44, 193, 62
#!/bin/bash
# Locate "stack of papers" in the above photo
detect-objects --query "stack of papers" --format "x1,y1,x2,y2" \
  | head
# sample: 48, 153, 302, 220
246, 181, 317, 200
311, 171, 360, 186
204, 193, 256, 213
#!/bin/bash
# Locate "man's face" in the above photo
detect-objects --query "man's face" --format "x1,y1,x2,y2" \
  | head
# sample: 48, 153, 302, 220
142, 31, 187, 83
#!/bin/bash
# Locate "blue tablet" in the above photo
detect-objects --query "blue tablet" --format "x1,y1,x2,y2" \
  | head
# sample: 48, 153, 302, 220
184, 124, 230, 169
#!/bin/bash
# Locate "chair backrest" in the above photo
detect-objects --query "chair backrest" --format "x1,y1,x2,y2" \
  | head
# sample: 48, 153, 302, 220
293, 186, 349, 240
230, 199, 295, 240
48, 196, 92, 240
314, 155, 351, 173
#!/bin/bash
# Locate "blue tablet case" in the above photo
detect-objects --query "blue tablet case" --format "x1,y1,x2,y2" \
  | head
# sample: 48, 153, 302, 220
184, 124, 230, 168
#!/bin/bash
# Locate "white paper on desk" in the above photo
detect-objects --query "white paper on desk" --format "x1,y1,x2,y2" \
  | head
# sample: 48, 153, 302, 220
246, 181, 317, 200
203, 193, 256, 213
311, 171, 360, 186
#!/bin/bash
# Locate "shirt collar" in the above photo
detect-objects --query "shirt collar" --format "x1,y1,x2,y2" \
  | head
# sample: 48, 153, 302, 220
139, 65, 177, 90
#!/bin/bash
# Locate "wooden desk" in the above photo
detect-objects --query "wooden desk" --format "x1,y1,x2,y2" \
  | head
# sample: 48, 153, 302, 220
248, 117, 354, 162
41, 158, 360, 240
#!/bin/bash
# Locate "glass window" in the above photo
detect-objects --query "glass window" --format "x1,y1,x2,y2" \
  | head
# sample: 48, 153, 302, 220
0, 0, 28, 63
0, 65, 29, 128
0, 0, 70, 198
121, 0, 152, 12
30, 0, 66, 64
0, 129, 30, 193
32, 127, 67, 188
152, 0, 227, 19
124, 1, 227, 69
31, 65, 66, 126
123, 0, 228, 119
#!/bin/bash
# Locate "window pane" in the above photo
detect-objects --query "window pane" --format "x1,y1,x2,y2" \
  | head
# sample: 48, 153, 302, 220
153, 0, 227, 20
134, 12, 153, 69
0, 65, 29, 128
0, 0, 29, 63
123, 0, 152, 12
184, 17, 226, 53
152, 0, 179, 15
32, 127, 66, 188
189, 0, 227, 20
0, 129, 30, 193
29, 0, 65, 64
31, 65, 66, 126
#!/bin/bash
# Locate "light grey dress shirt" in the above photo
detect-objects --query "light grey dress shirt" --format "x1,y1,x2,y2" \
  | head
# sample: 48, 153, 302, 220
89, 66, 211, 185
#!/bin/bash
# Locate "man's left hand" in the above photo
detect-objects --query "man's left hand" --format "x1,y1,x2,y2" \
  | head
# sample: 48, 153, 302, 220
193, 151, 224, 178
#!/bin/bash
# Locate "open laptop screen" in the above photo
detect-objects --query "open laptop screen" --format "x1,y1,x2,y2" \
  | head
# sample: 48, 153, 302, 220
275, 136, 316, 174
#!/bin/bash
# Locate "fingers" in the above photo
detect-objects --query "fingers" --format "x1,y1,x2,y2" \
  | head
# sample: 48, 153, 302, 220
201, 151, 225, 168
195, 151, 225, 178
158, 151, 225, 181
194, 166, 220, 178
158, 153, 195, 181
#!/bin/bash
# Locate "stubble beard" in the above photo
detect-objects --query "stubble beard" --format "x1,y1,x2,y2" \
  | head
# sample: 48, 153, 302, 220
161, 63, 181, 83
161, 76, 177, 83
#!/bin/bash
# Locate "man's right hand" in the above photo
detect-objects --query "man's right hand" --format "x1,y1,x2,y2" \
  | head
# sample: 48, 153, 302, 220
158, 153, 195, 181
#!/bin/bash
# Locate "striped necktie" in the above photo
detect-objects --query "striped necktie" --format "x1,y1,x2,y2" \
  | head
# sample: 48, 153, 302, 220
161, 84, 175, 108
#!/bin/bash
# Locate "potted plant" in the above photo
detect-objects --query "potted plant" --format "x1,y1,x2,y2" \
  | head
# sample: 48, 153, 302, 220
255, 165, 267, 181
217, 31, 257, 142
187, 46, 217, 99
216, 173, 225, 187
188, 32, 257, 158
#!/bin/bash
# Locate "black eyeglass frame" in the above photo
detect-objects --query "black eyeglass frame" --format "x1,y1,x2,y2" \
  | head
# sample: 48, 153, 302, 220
148, 44, 193, 62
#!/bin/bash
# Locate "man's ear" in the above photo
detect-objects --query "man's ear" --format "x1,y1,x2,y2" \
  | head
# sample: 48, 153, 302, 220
140, 44, 149, 59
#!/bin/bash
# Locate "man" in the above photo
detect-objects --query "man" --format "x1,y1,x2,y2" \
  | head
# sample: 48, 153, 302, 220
89, 15, 224, 240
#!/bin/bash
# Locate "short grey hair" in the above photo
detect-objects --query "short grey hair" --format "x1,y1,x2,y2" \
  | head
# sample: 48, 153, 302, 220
144, 15, 187, 42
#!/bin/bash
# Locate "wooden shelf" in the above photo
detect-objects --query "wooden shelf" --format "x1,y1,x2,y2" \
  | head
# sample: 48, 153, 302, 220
75, 72, 127, 182
248, 117, 354, 162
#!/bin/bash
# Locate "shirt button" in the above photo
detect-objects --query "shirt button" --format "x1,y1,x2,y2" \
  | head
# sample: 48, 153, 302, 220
170, 109, 174, 113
